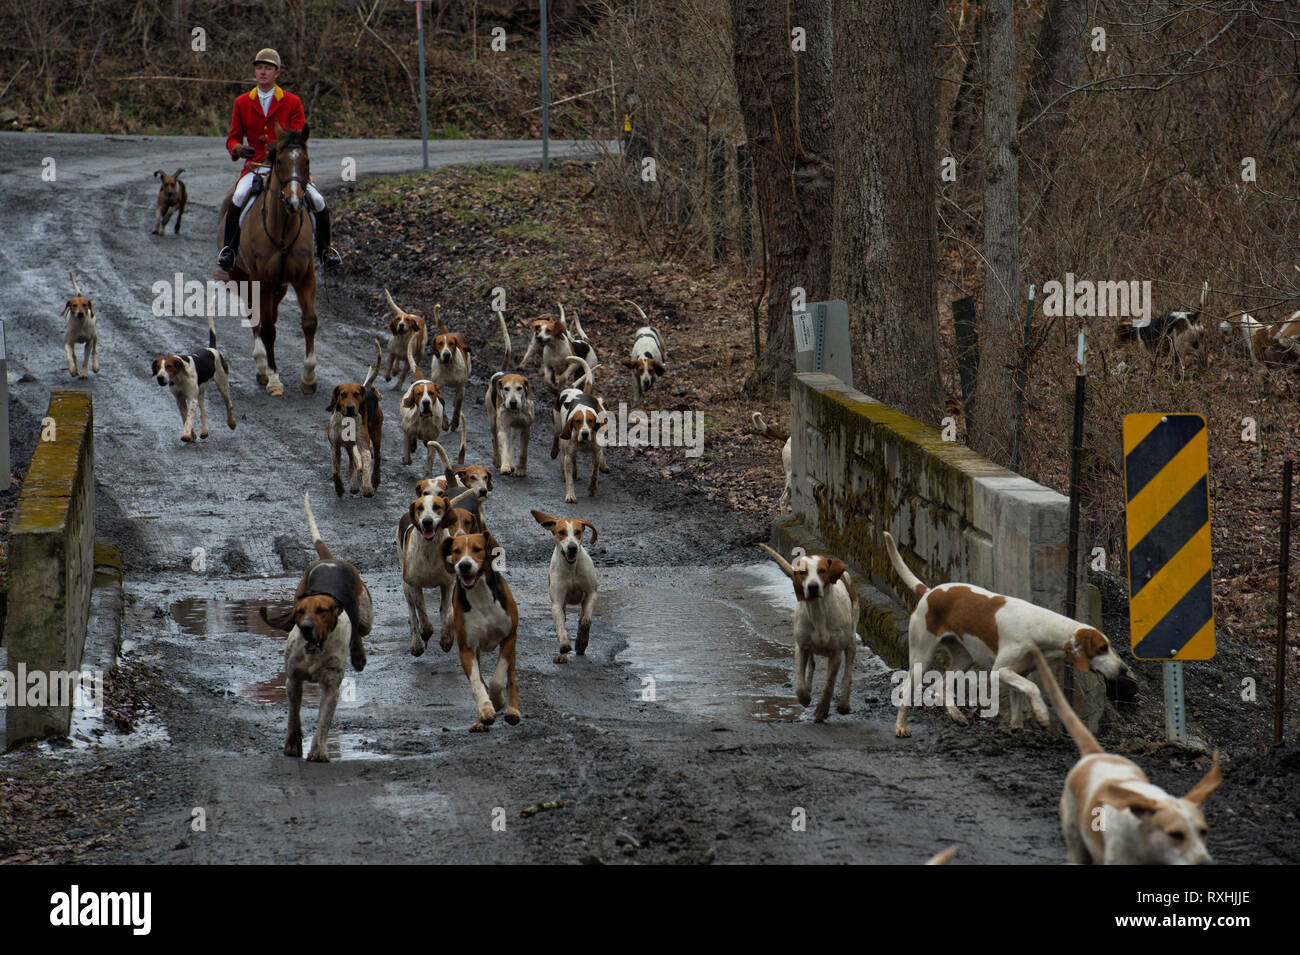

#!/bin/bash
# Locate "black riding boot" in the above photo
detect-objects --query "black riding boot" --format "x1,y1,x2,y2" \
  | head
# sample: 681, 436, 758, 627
217, 210, 242, 271
315, 207, 342, 270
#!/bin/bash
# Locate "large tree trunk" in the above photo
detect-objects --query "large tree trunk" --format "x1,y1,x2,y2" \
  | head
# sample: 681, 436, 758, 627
948, 0, 983, 223
969, 0, 1019, 467
829, 0, 943, 425
1018, 0, 1086, 219
731, 0, 836, 398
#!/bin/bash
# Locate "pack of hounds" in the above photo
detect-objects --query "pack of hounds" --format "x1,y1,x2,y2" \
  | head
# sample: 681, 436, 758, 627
58, 170, 1255, 864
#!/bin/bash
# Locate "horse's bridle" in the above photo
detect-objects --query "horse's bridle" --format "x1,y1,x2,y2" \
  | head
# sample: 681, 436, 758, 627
259, 148, 309, 257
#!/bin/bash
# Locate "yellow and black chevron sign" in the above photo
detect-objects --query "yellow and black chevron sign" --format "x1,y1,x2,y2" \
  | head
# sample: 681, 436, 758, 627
1122, 413, 1215, 660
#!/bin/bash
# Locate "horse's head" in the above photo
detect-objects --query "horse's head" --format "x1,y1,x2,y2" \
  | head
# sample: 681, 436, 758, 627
266, 124, 311, 214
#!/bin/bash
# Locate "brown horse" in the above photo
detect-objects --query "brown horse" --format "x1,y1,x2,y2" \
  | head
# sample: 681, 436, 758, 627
217, 125, 319, 396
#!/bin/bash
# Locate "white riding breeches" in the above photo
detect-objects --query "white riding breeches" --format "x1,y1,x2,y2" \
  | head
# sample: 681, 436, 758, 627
232, 171, 325, 212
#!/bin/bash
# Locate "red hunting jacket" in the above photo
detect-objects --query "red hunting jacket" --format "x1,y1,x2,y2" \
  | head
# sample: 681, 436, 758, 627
226, 85, 306, 176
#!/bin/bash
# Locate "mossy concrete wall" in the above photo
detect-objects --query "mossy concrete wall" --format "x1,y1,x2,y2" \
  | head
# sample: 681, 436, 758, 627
3, 390, 94, 746
789, 373, 1072, 614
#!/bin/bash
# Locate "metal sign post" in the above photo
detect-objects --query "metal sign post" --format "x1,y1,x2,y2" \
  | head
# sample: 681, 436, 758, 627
793, 300, 852, 385
407, 0, 429, 171
540, 0, 550, 172
1122, 412, 1216, 744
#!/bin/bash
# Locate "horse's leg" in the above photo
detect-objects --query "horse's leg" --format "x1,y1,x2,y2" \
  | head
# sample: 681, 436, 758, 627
252, 277, 270, 387
297, 270, 318, 395
263, 284, 286, 397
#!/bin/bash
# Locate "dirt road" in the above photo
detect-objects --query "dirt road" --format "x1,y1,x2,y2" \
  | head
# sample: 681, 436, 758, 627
0, 132, 1290, 864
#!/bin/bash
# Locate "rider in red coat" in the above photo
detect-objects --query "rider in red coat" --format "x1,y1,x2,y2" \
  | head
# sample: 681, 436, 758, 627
218, 48, 341, 271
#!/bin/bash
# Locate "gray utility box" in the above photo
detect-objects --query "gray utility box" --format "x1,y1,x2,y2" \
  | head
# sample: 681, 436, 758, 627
793, 300, 852, 385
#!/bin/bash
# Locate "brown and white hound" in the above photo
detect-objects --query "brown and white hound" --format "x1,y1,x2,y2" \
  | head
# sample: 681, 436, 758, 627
63, 271, 98, 378
518, 302, 598, 392
327, 339, 384, 497
441, 525, 521, 732
486, 309, 534, 477
428, 304, 472, 431
531, 510, 599, 664
152, 168, 188, 235
261, 492, 371, 762
752, 412, 792, 511
399, 357, 445, 467
1220, 310, 1300, 366
398, 485, 478, 656
622, 301, 667, 401
761, 544, 859, 722
884, 532, 1130, 738
551, 356, 609, 504
150, 300, 236, 443
1028, 644, 1221, 864
383, 287, 427, 390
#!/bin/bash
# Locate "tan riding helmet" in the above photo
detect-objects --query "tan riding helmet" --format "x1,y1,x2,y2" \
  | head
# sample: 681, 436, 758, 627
253, 48, 281, 69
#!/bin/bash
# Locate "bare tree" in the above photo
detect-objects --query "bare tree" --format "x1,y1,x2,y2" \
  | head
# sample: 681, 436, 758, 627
1018, 0, 1087, 220
828, 0, 943, 424
730, 0, 836, 397
969, 0, 1018, 466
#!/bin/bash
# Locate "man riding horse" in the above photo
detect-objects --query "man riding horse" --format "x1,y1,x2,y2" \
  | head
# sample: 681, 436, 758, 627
218, 48, 341, 272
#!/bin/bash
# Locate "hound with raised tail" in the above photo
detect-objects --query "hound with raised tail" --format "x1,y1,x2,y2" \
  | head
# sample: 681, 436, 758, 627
398, 484, 478, 656
518, 303, 598, 391
327, 339, 384, 497
417, 435, 466, 498
552, 356, 609, 503
760, 543, 858, 722
63, 271, 98, 378
429, 304, 472, 430
1220, 310, 1300, 366
752, 412, 792, 510
486, 309, 534, 476
1027, 644, 1222, 864
150, 298, 237, 443
425, 424, 492, 498
622, 301, 667, 400
883, 531, 1130, 738
152, 168, 188, 235
399, 336, 445, 466
531, 510, 599, 664
441, 518, 521, 732
382, 288, 427, 390
261, 492, 371, 762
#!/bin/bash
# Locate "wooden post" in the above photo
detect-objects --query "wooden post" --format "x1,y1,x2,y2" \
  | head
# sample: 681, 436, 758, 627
1277, 459, 1293, 745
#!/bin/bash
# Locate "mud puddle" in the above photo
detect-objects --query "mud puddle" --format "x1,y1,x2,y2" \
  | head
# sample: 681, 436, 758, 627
170, 596, 292, 639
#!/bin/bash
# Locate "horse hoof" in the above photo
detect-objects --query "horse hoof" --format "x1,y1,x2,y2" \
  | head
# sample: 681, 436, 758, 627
256, 372, 268, 386
266, 382, 284, 397
301, 379, 317, 395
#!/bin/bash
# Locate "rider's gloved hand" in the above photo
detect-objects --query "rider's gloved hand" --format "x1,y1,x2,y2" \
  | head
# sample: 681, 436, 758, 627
232, 145, 256, 160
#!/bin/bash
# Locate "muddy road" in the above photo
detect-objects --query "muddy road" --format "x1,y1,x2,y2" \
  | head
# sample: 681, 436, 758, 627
0, 133, 1286, 865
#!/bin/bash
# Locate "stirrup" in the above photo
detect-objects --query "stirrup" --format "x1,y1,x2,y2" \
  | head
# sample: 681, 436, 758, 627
217, 245, 236, 270
321, 247, 342, 270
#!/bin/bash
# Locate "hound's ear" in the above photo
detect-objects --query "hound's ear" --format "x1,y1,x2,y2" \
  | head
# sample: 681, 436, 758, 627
484, 531, 500, 560
623, 359, 640, 370
389, 315, 401, 334
652, 360, 666, 375
154, 169, 163, 179
260, 603, 297, 632
174, 168, 184, 178
579, 520, 599, 545
61, 301, 71, 316
826, 559, 848, 586
559, 415, 576, 440
439, 534, 456, 565
1063, 637, 1091, 672
485, 472, 494, 492
556, 319, 568, 336
531, 509, 557, 530
327, 385, 342, 412
522, 378, 533, 399
1184, 751, 1223, 806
